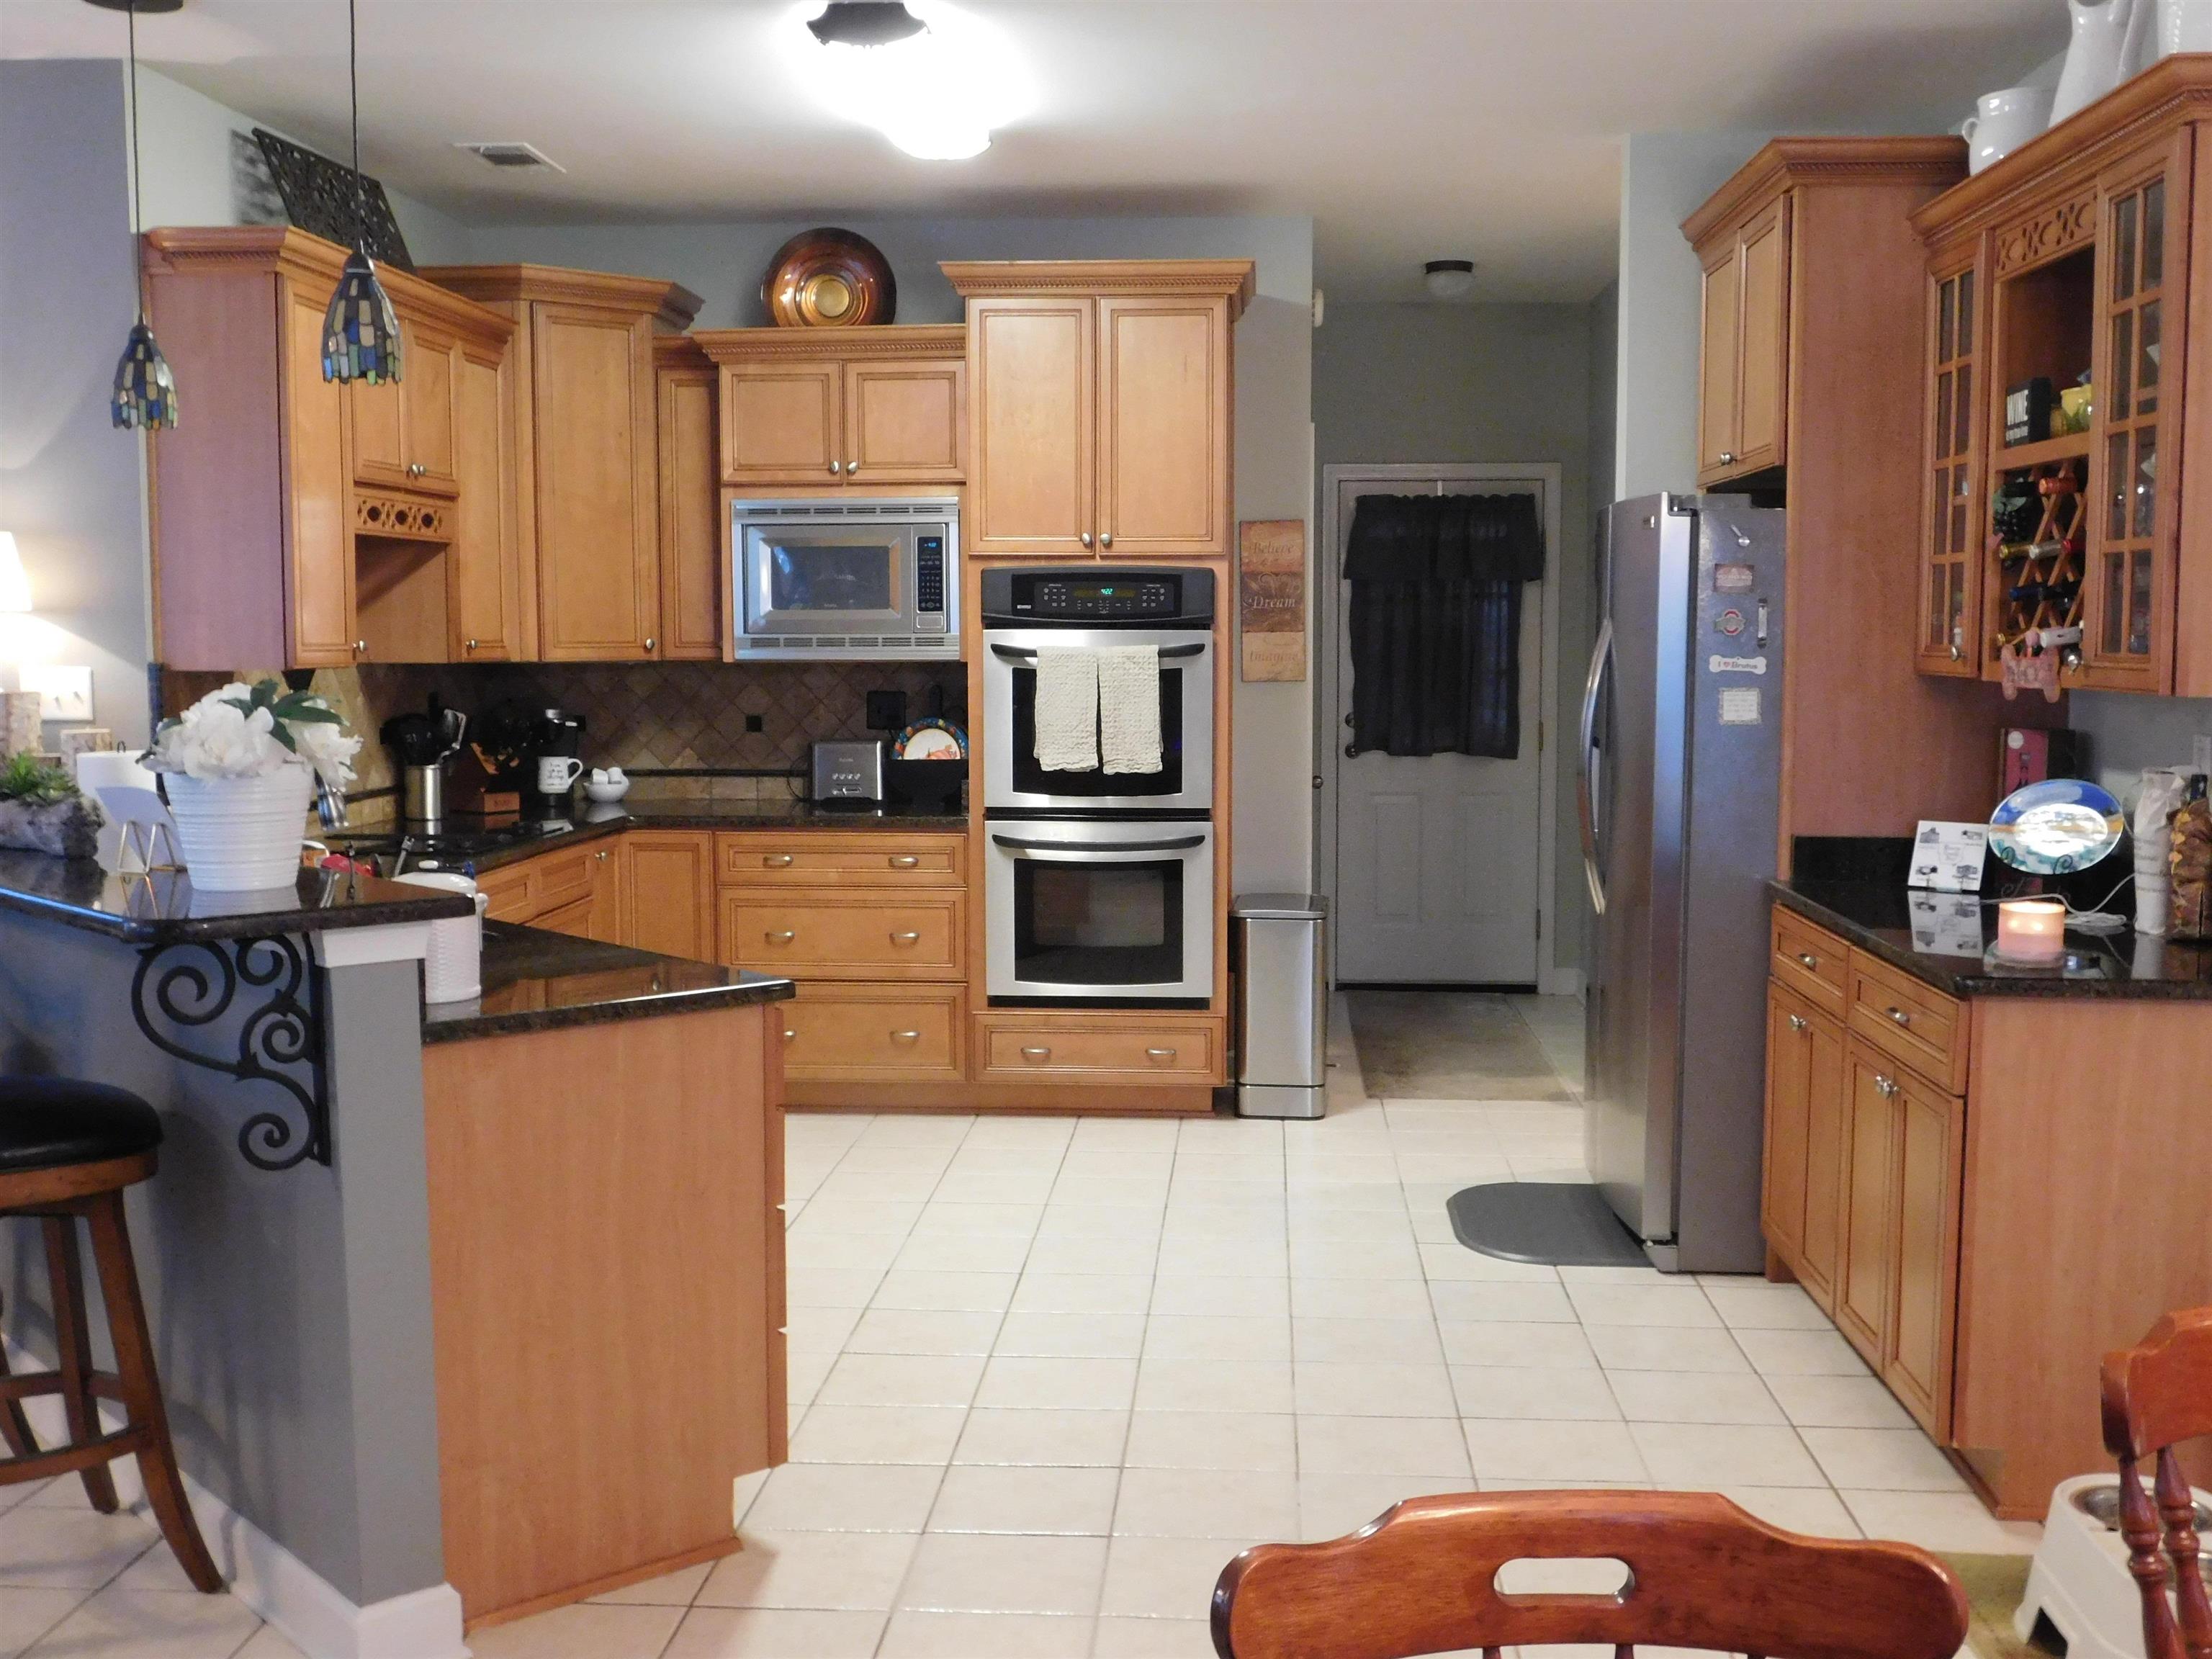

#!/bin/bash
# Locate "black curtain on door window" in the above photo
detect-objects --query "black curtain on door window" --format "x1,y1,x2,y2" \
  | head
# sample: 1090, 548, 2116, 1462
1342, 492, 1546, 759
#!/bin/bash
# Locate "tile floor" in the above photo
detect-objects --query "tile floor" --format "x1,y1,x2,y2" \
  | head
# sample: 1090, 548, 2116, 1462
0, 993, 2037, 1658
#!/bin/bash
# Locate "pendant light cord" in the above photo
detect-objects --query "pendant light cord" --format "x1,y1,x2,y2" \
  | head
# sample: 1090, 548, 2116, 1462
125, 1, 143, 320
349, 0, 366, 247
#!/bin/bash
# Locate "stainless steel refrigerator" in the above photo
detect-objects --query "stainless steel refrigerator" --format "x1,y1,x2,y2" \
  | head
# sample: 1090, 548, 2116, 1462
1579, 493, 1786, 1274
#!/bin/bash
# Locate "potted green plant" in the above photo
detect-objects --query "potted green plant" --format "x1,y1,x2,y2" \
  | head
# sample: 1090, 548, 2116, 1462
0, 752, 104, 859
143, 679, 360, 891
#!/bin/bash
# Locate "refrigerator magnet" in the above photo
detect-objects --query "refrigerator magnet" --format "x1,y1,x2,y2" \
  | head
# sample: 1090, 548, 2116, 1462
1717, 687, 1762, 726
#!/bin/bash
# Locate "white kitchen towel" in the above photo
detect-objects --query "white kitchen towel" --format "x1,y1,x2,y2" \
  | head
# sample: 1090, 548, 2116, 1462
1099, 645, 1163, 775
1033, 647, 1100, 772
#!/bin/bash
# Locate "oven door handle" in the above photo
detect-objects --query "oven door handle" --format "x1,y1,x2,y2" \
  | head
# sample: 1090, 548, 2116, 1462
990, 832, 1208, 854
988, 642, 1208, 662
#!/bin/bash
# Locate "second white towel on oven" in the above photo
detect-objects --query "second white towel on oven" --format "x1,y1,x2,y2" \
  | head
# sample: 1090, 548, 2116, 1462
1099, 645, 1163, 774
1033, 647, 1100, 772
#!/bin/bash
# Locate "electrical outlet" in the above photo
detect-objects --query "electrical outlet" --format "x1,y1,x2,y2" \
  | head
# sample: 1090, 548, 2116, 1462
2194, 732, 2211, 777
20, 665, 92, 722
745, 714, 765, 734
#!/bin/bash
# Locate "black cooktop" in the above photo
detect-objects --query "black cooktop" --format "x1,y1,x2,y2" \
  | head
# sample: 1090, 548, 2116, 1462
326, 819, 576, 875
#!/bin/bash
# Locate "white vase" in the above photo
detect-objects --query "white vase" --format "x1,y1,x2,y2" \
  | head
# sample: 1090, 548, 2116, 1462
2157, 0, 2212, 54
163, 767, 314, 892
2050, 0, 2152, 126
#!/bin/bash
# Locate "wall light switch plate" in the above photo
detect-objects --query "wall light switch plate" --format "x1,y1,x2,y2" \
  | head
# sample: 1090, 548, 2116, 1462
2194, 733, 2212, 777
20, 665, 93, 723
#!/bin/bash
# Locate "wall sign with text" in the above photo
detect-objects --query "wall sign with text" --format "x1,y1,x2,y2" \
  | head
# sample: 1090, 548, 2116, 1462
1238, 518, 1306, 683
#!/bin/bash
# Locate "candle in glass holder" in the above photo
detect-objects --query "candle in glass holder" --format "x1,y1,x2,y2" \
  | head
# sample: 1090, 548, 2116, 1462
1996, 897, 2067, 963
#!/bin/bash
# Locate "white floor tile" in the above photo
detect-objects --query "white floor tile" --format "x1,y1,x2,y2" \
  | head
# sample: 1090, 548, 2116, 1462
896, 1532, 1107, 1615
1133, 1357, 1295, 1414
1296, 1416, 1471, 1478
1092, 1614, 1220, 1656
1142, 1315, 1291, 1363
1295, 1474, 1474, 1543
783, 1268, 886, 1308
1099, 1535, 1245, 1621
994, 1310, 1146, 1359
1840, 1490, 2041, 1554
876, 1609, 1093, 1658
742, 1463, 944, 1533
1288, 1277, 1432, 1321
1147, 1277, 1290, 1319
1564, 1283, 1722, 1328
845, 1307, 1003, 1357
1732, 1327, 1874, 1377
1604, 1370, 1785, 1426
891, 1231, 1035, 1274
469, 1601, 687, 1658
1703, 1283, 1833, 1331
1437, 1321, 1599, 1369
1461, 1419, 1647, 1483
1714, 1485, 1863, 1538
0, 1508, 156, 1591
1449, 1366, 1621, 1421
1425, 1281, 1576, 1323
1798, 1427, 1971, 1493
1114, 1467, 1298, 1542
1627, 1421, 1827, 1488
1121, 1412, 1297, 1473
1292, 1317, 1442, 1366
1295, 1362, 1459, 1418
815, 1352, 984, 1408
0, 1588, 88, 1659
662, 1606, 885, 1658
927, 1465, 1120, 1536
868, 1270, 1019, 1312
1763, 1373, 1918, 1431
1023, 1235, 1161, 1276
786, 1404, 968, 1466
585, 1562, 714, 1606
954, 1408, 1130, 1468
1010, 1273, 1155, 1316
909, 1202, 1043, 1239
974, 1357, 1138, 1411
696, 1529, 918, 1610
1583, 1326, 1751, 1374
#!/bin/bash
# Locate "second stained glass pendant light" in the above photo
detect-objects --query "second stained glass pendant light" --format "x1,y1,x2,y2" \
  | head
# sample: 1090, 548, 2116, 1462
322, 0, 401, 384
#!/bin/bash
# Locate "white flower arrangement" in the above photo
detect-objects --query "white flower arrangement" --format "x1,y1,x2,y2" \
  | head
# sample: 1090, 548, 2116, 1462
145, 679, 361, 788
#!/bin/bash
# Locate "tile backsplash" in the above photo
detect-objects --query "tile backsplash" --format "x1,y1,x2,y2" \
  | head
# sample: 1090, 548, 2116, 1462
160, 660, 967, 811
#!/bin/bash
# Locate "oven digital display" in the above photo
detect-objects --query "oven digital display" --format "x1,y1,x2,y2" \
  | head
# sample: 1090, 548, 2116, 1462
1031, 579, 1175, 618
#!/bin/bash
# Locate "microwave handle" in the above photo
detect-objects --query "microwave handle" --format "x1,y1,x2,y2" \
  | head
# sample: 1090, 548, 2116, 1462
989, 642, 1208, 662
990, 832, 1207, 854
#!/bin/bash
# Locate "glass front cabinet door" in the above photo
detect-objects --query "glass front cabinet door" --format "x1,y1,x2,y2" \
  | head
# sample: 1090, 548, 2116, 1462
2080, 140, 2190, 693
1918, 246, 1983, 676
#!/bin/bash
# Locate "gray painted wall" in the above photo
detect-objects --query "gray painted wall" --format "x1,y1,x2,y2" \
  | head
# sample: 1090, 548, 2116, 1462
2073, 691, 2212, 801
0, 914, 447, 1608
0, 60, 156, 750
1312, 301, 1596, 975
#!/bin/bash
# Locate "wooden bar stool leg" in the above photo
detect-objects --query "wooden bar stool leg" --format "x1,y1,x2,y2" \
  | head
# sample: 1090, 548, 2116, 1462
42, 1216, 118, 1514
0, 1292, 39, 1459
81, 1192, 221, 1593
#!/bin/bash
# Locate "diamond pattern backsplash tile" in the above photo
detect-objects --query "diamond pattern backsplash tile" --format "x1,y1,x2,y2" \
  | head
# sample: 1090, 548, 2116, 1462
160, 661, 968, 804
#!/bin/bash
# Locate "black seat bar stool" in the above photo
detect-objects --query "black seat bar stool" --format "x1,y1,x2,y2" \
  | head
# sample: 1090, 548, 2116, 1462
0, 1076, 220, 1591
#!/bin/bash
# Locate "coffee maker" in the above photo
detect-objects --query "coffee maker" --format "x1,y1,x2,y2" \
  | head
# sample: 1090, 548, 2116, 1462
522, 709, 586, 819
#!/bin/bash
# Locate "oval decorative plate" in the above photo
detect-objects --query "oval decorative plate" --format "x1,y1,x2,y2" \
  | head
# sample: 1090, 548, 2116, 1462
1988, 778, 2126, 874
762, 228, 896, 328
893, 718, 966, 760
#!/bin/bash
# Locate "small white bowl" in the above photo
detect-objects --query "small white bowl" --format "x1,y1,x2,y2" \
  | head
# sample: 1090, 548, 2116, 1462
584, 779, 632, 804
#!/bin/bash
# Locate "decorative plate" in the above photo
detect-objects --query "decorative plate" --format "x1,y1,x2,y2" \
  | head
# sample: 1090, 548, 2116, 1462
893, 718, 966, 760
763, 228, 896, 328
1988, 778, 2125, 874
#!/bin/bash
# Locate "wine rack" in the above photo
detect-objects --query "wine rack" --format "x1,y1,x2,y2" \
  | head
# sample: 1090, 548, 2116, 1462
1989, 455, 2087, 673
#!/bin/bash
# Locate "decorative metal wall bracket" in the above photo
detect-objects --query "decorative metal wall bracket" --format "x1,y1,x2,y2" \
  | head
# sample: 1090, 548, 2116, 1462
129, 935, 331, 1172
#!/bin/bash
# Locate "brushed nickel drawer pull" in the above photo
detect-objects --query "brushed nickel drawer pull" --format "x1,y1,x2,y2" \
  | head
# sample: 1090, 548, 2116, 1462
891, 930, 922, 944
1794, 951, 1819, 970
1885, 1007, 1912, 1028
782, 1028, 798, 1043
766, 930, 796, 943
889, 855, 920, 868
891, 1030, 921, 1043
1874, 1074, 1899, 1098
764, 854, 794, 867
1787, 1015, 1808, 1033
1146, 1047, 1177, 1059
1020, 1046, 1051, 1060
827, 461, 842, 475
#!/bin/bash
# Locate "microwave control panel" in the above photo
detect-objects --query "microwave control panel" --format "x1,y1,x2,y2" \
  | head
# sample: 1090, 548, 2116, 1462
914, 535, 948, 631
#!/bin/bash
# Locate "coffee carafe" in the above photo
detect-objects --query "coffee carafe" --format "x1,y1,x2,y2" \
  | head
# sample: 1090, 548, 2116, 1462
523, 709, 586, 818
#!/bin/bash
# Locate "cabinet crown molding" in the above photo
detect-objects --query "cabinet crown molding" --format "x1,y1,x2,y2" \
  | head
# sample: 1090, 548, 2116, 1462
691, 323, 968, 363
419, 264, 703, 330
140, 225, 516, 344
1912, 53, 2212, 244
940, 258, 1256, 319
1682, 136, 1966, 248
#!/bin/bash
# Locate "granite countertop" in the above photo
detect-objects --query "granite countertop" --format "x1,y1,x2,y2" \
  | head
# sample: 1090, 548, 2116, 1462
1772, 879, 2212, 1000
0, 849, 475, 945
421, 921, 795, 1044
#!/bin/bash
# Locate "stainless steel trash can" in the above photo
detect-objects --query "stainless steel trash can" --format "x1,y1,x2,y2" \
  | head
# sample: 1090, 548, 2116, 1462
1232, 893, 1328, 1120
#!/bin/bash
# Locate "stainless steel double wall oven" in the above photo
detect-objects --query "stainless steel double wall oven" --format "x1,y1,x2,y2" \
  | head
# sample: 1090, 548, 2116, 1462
981, 568, 1216, 1005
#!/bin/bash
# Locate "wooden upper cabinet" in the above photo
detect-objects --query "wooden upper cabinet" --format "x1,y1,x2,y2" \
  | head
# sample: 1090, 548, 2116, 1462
1916, 248, 1984, 677
1696, 240, 1744, 481
693, 326, 968, 489
945, 261, 1254, 558
653, 336, 724, 661
351, 318, 459, 497
1691, 194, 1791, 483
450, 335, 523, 662
283, 276, 358, 668
421, 264, 702, 663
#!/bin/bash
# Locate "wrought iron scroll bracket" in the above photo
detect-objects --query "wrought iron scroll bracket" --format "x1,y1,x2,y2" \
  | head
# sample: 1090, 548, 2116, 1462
129, 935, 331, 1172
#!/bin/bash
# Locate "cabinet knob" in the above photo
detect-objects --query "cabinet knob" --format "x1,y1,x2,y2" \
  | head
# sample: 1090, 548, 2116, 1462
1020, 1046, 1051, 1060
889, 855, 920, 869
891, 930, 921, 945
1787, 1014, 1808, 1033
408, 462, 426, 477
891, 1030, 921, 1043
1079, 531, 1094, 549
354, 639, 367, 655
827, 461, 842, 475
848, 460, 858, 475
1885, 1007, 1912, 1028
1874, 1074, 1899, 1098
644, 637, 656, 652
464, 638, 479, 652
1146, 1046, 1177, 1060
764, 854, 794, 868
1100, 532, 1114, 549
783, 1028, 798, 1043
766, 930, 796, 943
1719, 451, 1737, 465
1794, 952, 1818, 970
1949, 643, 1964, 662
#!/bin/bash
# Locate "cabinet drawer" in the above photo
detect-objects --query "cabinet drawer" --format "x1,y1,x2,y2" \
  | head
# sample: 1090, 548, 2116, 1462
978, 1017, 1218, 1085
778, 984, 964, 1082
530, 844, 606, 910
721, 891, 963, 979
1771, 909, 1847, 1018
1847, 950, 1966, 1094
477, 862, 536, 924
717, 832, 965, 887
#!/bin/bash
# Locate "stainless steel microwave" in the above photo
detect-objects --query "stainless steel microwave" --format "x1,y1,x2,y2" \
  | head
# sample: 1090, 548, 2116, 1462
729, 497, 960, 661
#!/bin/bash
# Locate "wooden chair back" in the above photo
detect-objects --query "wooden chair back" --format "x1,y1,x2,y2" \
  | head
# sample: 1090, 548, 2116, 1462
1210, 1489, 1969, 1659
2103, 1306, 2212, 1659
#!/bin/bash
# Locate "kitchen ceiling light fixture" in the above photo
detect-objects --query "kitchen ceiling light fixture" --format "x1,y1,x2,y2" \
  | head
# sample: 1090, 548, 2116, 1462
94, 0, 179, 430
320, 0, 401, 385
1424, 259, 1478, 301
791, 0, 1026, 161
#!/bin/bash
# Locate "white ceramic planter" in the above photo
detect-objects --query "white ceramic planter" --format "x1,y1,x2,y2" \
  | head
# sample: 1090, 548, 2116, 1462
163, 767, 314, 892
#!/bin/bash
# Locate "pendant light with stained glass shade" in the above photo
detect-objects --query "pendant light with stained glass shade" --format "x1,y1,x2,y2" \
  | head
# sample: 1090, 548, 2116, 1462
321, 0, 401, 385
89, 0, 182, 430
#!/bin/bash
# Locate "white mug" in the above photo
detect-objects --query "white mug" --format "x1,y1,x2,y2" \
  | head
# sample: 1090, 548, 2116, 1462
536, 755, 585, 793
1963, 85, 2054, 174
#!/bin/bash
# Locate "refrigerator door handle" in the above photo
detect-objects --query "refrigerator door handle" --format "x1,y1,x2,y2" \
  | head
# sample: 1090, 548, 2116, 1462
1577, 616, 1614, 915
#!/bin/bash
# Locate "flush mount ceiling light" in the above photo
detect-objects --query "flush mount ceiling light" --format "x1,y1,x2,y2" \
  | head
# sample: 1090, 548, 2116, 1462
789, 1, 1028, 161
320, 0, 401, 384
88, 0, 180, 429
1424, 259, 1478, 301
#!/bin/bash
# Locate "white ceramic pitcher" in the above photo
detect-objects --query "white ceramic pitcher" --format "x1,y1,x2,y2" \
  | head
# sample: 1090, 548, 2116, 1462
2156, 0, 2212, 54
2050, 0, 2154, 126
1964, 86, 2056, 172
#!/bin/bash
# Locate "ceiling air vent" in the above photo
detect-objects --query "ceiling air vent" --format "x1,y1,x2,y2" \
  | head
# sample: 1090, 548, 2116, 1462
454, 142, 565, 173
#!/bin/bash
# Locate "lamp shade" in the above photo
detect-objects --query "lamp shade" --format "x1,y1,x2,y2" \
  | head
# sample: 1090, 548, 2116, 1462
0, 534, 30, 614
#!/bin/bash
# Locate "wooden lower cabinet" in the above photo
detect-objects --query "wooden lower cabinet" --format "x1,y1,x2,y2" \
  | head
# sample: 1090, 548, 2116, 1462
780, 983, 966, 1082
481, 842, 618, 940
721, 889, 963, 980
621, 831, 716, 961
975, 1012, 1222, 1086
1761, 982, 1845, 1309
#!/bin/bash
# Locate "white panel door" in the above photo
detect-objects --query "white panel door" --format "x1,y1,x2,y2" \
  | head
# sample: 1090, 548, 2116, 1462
1334, 476, 1545, 985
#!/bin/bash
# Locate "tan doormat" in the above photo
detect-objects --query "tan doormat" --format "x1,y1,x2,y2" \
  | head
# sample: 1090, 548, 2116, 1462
1943, 1553, 2059, 1658
1344, 991, 1573, 1101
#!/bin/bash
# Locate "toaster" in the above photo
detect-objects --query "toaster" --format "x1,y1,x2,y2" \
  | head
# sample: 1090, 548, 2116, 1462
810, 739, 886, 806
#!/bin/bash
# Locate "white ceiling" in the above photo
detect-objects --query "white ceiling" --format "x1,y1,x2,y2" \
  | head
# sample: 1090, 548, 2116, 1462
1, 0, 2064, 302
